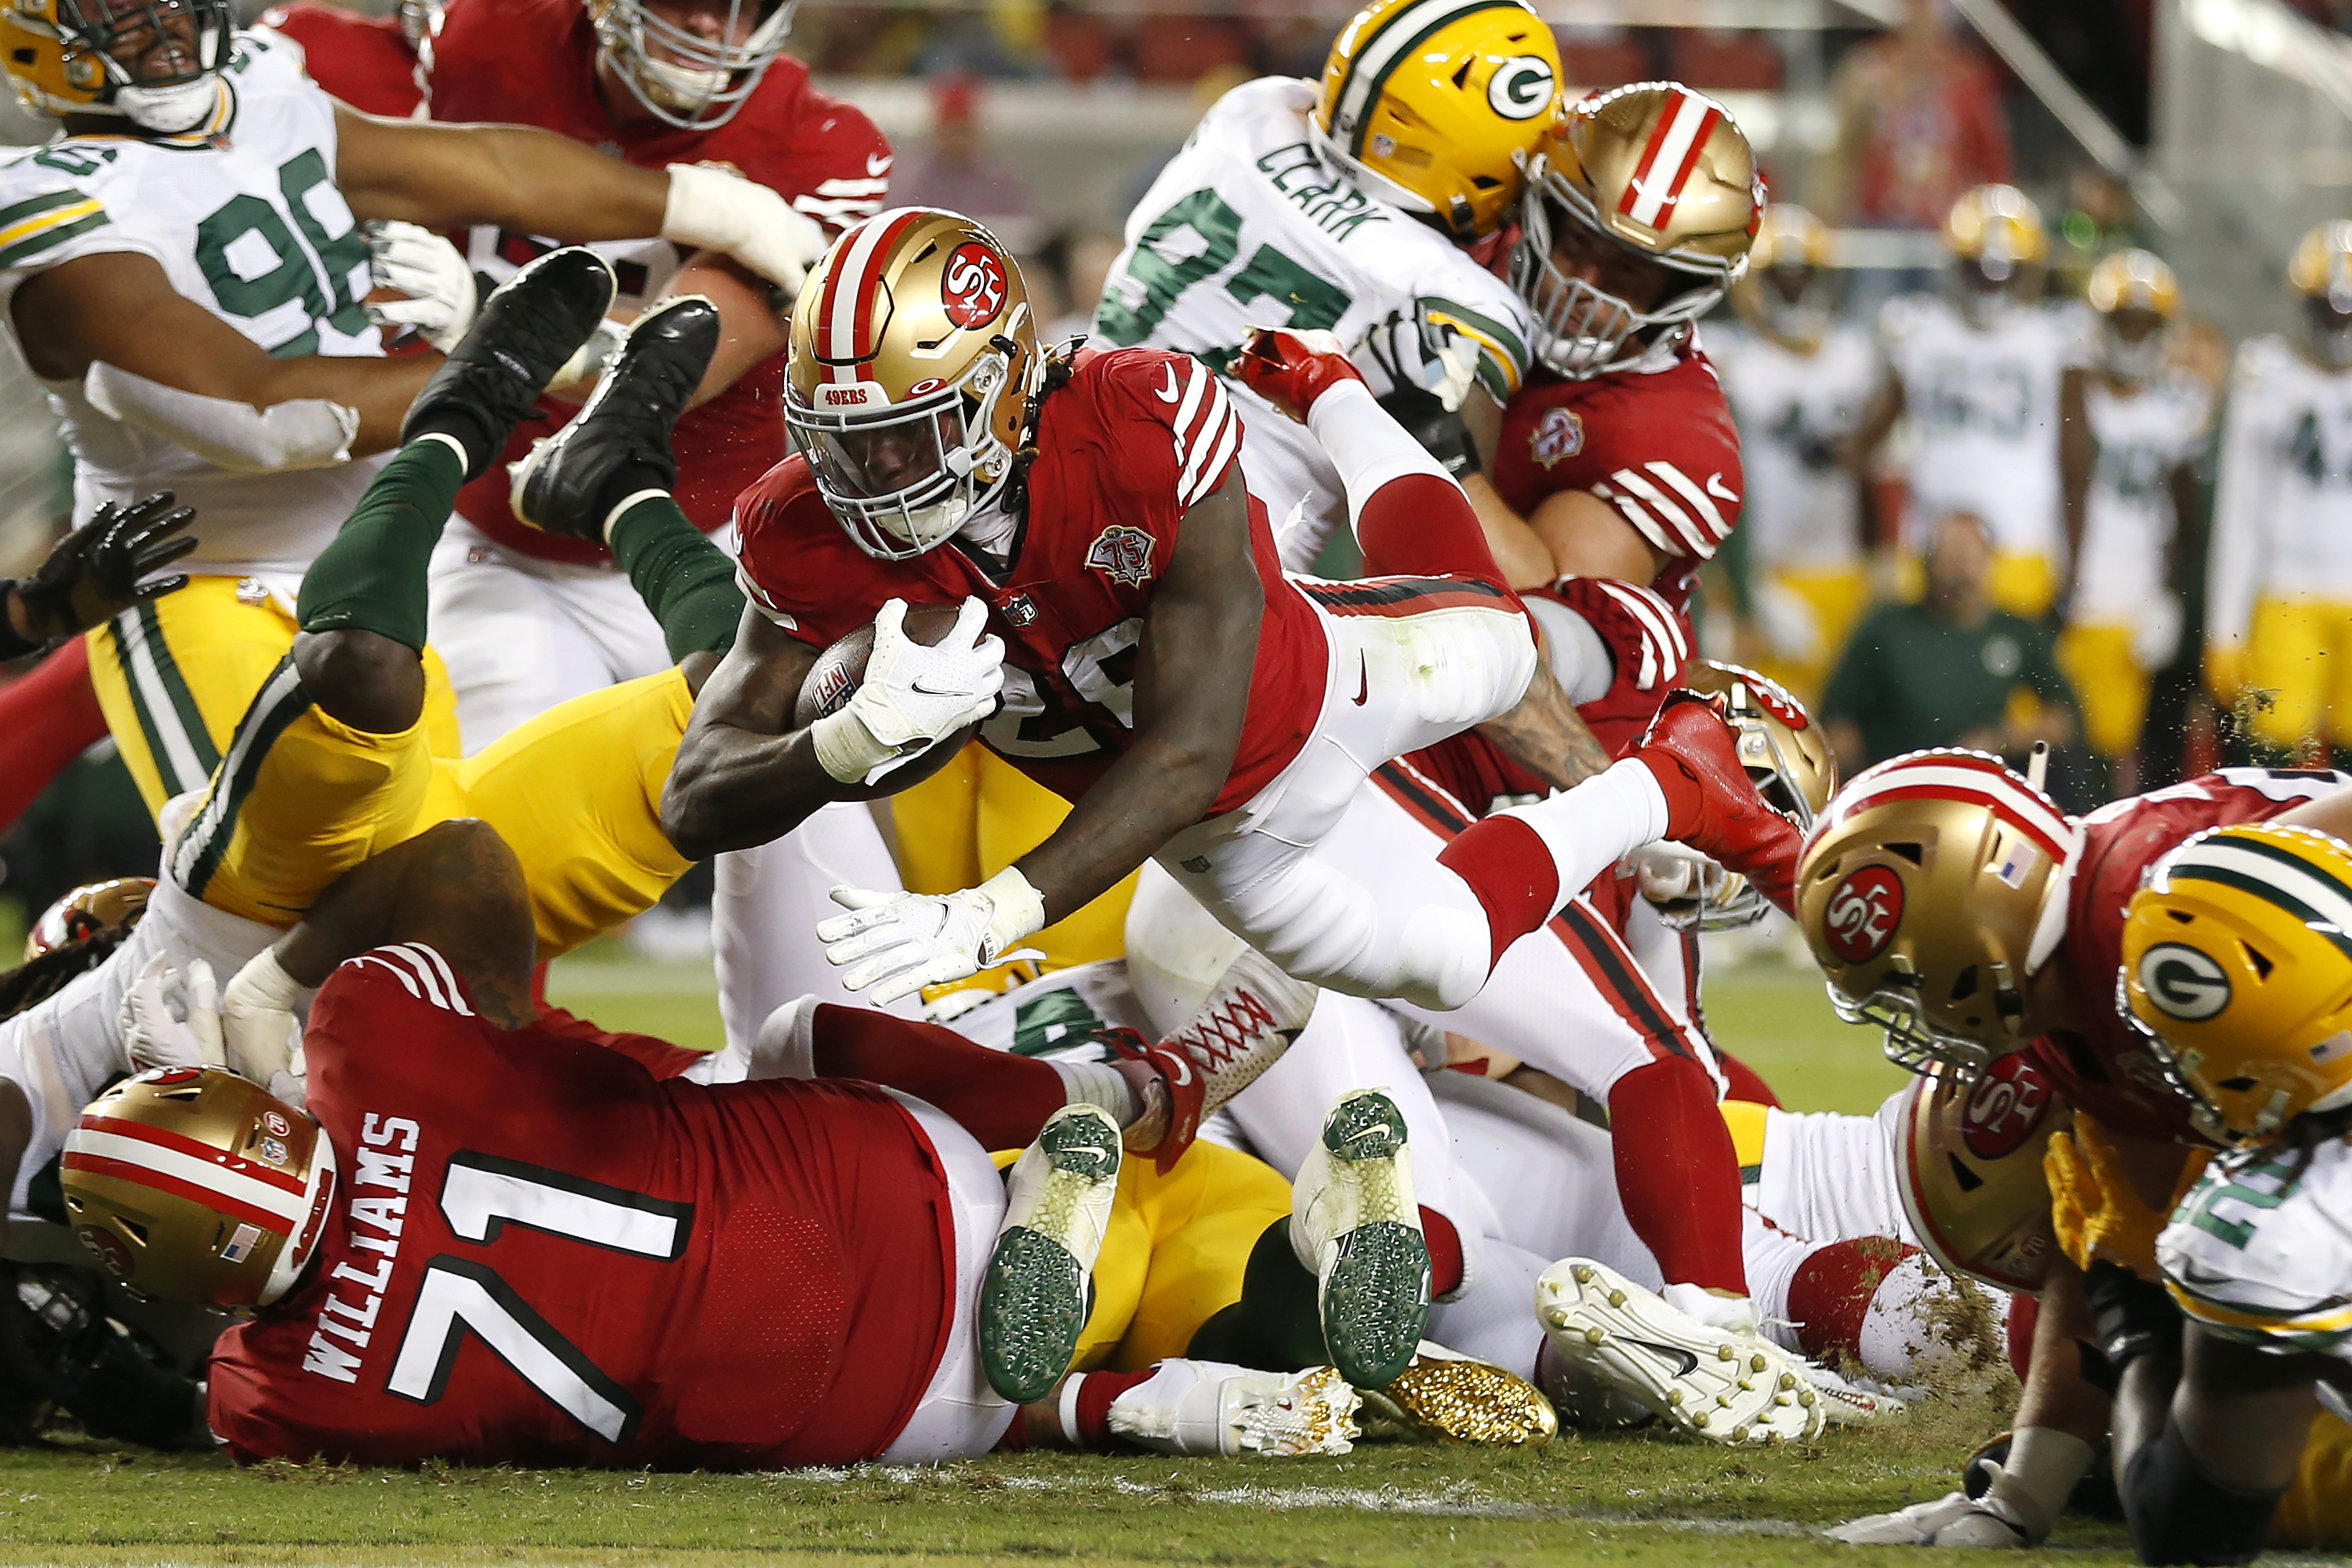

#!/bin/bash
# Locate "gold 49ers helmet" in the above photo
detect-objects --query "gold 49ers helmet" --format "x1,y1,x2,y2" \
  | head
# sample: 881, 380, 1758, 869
1662, 662, 1837, 933
24, 876, 153, 960
1312, 0, 1559, 240
1896, 1051, 2074, 1291
1798, 750, 2083, 1082
785, 209, 1044, 561
1509, 82, 1762, 380
1, 0, 234, 126
2120, 823, 2352, 1149
62, 1066, 337, 1307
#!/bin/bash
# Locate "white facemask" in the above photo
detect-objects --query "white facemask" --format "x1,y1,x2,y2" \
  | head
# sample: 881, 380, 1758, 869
114, 76, 220, 133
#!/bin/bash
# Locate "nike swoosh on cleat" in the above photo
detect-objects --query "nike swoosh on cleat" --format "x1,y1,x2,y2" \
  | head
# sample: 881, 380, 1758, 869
1618, 1335, 1700, 1377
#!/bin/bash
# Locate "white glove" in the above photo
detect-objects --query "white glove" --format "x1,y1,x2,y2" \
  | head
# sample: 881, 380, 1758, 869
1632, 840, 1724, 908
810, 597, 1004, 785
661, 162, 830, 296
1824, 1489, 2038, 1548
547, 317, 628, 394
223, 948, 307, 1094
365, 220, 479, 354
117, 953, 227, 1071
816, 868, 1046, 1006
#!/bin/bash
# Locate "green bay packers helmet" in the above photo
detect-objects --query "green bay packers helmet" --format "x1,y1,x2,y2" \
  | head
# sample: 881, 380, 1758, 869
2085, 249, 2180, 385
2288, 220, 2352, 368
1, 0, 234, 129
1313, 0, 1560, 240
2121, 823, 2352, 1149
1896, 1051, 2073, 1291
785, 209, 1044, 561
1664, 662, 1837, 933
24, 876, 153, 960
63, 1066, 337, 1307
1734, 203, 1835, 348
1508, 82, 1762, 379
1944, 184, 2046, 325
1798, 750, 2082, 1082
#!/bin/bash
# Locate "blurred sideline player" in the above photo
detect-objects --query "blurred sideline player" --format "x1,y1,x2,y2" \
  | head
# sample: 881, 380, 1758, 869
1802, 750, 2352, 1548
2208, 220, 2352, 763
1846, 185, 2091, 620
0, 0, 824, 823
255, 0, 433, 117
2056, 251, 2210, 777
1711, 205, 1874, 706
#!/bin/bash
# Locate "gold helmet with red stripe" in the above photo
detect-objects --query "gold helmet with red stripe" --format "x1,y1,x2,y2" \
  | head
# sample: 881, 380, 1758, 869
784, 209, 1043, 561
1508, 82, 1762, 379
1312, 0, 1560, 239
62, 1066, 337, 1307
1896, 1051, 2073, 1291
24, 877, 154, 961
1664, 662, 1837, 933
1796, 750, 2082, 1082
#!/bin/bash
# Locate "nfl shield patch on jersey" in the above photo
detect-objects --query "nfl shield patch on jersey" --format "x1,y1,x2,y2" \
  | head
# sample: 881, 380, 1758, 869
1530, 408, 1584, 468
1086, 525, 1156, 586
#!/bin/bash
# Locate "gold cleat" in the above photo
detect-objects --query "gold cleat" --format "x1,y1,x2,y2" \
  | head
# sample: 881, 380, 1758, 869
1356, 1342, 1559, 1446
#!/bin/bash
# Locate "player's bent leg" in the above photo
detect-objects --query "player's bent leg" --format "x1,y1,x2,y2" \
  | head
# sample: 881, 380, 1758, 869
715, 812, 920, 1049
2058, 622, 2149, 760
426, 524, 625, 753
1109, 1139, 1293, 1370
2250, 598, 2327, 754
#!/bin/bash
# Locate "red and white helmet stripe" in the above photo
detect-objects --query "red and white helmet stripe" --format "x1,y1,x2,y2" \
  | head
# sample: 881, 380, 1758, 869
809, 209, 927, 386
64, 1114, 309, 1235
1617, 85, 1726, 231
1824, 750, 2080, 867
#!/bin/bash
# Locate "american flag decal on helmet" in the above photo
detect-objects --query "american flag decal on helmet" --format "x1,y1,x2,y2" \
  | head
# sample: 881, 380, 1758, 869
1617, 86, 1724, 231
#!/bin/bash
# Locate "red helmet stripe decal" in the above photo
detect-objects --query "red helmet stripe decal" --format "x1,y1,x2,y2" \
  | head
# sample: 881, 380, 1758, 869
1619, 89, 1722, 230
1831, 753, 2077, 866
818, 209, 925, 384
74, 1113, 306, 1193
61, 1152, 298, 1236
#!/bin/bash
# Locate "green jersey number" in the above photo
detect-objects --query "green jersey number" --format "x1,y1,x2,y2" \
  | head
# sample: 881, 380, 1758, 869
1095, 187, 1349, 359
194, 148, 371, 357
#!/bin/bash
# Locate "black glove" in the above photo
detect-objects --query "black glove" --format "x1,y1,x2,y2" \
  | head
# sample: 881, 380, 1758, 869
1375, 383, 1481, 479
2077, 1258, 2184, 1394
8, 492, 198, 653
1363, 310, 1482, 479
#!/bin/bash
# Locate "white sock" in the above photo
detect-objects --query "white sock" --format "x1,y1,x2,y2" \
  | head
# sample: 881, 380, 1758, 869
1663, 1282, 1759, 1336
1050, 1059, 1140, 1126
1498, 758, 1671, 895
1305, 379, 1453, 525
1987, 1427, 2096, 1538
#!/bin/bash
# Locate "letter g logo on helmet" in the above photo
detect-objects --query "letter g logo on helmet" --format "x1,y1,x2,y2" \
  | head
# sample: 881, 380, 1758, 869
2139, 942, 2232, 1022
1487, 55, 1555, 120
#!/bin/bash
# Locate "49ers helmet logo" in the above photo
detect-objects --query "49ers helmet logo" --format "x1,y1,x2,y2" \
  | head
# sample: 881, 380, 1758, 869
942, 242, 1008, 330
1823, 865, 1904, 964
1961, 1054, 2053, 1159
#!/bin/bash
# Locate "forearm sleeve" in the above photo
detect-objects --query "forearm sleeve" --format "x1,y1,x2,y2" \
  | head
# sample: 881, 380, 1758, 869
85, 361, 358, 474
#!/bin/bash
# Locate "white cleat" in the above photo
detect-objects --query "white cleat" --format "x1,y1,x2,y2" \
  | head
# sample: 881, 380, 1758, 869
1105, 1359, 1360, 1457
1825, 1490, 2038, 1548
1798, 1357, 1907, 1427
978, 1104, 1122, 1405
1534, 1258, 1824, 1444
1290, 1088, 1431, 1389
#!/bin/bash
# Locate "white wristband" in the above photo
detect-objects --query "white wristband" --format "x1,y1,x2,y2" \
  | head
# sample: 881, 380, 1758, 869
230, 947, 305, 1012
976, 866, 1047, 957
660, 162, 826, 294
811, 707, 897, 784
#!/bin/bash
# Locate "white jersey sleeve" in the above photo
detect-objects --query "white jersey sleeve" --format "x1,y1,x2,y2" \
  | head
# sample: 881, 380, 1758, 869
2161, 1138, 2352, 1359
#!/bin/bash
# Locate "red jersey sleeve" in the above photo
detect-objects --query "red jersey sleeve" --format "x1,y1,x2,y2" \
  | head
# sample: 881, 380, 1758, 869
729, 456, 882, 652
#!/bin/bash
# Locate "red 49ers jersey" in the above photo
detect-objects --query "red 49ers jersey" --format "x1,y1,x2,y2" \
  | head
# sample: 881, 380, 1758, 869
425, 0, 890, 562
735, 348, 1329, 815
257, 2, 420, 116
2031, 769, 2351, 1143
1490, 347, 1744, 619
205, 944, 954, 1468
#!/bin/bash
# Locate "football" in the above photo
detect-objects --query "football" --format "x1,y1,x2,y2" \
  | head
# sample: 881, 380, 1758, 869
794, 604, 980, 801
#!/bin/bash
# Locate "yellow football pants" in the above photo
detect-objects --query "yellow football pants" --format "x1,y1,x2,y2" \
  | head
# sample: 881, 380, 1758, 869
894, 742, 1138, 993
2275, 1409, 2352, 1548
2058, 622, 2153, 759
2241, 598, 2352, 750
1755, 566, 1868, 708
167, 652, 690, 958
85, 575, 463, 823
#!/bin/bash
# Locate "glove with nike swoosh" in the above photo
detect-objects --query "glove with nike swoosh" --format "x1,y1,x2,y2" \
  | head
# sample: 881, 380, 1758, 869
816, 869, 1047, 1006
810, 597, 1005, 786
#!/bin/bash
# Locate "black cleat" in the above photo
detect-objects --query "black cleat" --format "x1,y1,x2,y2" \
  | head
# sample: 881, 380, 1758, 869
508, 294, 720, 543
400, 247, 618, 481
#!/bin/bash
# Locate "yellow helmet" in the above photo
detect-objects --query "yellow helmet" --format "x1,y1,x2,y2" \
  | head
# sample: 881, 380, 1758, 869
2121, 823, 2352, 1149
24, 876, 154, 961
62, 1066, 338, 1307
1797, 750, 2082, 1082
785, 209, 1044, 561
1733, 204, 1834, 347
1897, 1051, 2073, 1291
1508, 82, 1762, 379
1665, 662, 1838, 933
1944, 183, 2048, 273
2288, 220, 2352, 299
2085, 249, 2181, 318
0, 0, 234, 124
1312, 0, 1559, 240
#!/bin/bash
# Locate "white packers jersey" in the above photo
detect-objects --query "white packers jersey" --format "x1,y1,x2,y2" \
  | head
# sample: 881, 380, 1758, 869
2073, 374, 2211, 625
1094, 76, 1532, 570
1875, 293, 2093, 561
2160, 1137, 2352, 1359
2208, 336, 2352, 649
0, 30, 388, 578
1710, 321, 1874, 572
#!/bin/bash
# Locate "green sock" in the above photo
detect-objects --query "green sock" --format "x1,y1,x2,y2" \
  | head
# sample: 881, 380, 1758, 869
606, 492, 745, 661
295, 436, 465, 652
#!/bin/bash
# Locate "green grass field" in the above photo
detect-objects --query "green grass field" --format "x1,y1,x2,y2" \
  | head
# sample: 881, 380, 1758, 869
0, 952, 2134, 1566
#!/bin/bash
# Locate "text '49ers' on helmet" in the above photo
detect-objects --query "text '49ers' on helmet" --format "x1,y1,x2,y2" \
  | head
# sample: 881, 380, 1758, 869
2121, 823, 2352, 1149
2, 0, 234, 129
1663, 661, 1837, 933
1798, 750, 2082, 1083
1896, 1051, 2073, 1292
1312, 0, 1560, 240
62, 1066, 337, 1307
1508, 82, 1762, 380
586, 0, 797, 129
24, 876, 153, 960
786, 209, 1044, 561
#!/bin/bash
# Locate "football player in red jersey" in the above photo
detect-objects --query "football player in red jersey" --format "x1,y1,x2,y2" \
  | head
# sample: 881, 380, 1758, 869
1802, 753, 2352, 1548
255, 0, 434, 117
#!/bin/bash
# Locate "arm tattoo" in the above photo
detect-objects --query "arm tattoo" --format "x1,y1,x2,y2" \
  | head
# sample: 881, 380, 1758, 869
1476, 662, 1613, 789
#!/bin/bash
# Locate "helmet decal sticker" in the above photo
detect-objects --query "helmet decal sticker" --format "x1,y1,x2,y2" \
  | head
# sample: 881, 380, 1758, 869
1962, 1054, 2054, 1160
1824, 865, 1904, 964
942, 241, 1008, 330
1486, 54, 1553, 120
2139, 942, 2232, 1022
